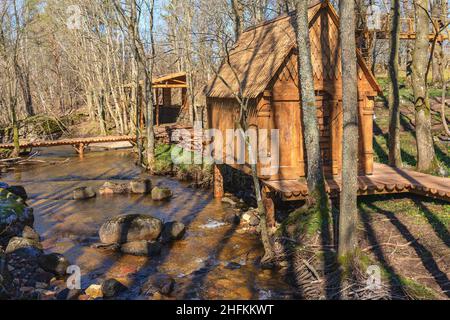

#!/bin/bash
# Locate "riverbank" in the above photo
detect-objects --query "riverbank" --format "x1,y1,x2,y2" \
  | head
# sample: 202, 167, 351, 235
0, 184, 71, 299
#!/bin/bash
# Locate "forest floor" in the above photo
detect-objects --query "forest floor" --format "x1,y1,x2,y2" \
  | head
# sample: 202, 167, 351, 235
357, 195, 449, 299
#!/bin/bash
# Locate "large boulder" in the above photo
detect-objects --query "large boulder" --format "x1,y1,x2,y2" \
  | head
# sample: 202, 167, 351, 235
221, 196, 237, 206
22, 226, 40, 242
0, 183, 9, 189
98, 182, 130, 195
7, 186, 28, 201
151, 187, 172, 201
101, 279, 127, 298
161, 222, 186, 243
0, 249, 12, 299
120, 241, 162, 257
56, 288, 82, 300
0, 188, 34, 245
99, 214, 163, 245
223, 212, 240, 225
130, 179, 152, 194
141, 274, 175, 296
38, 253, 70, 276
5, 237, 43, 257
73, 187, 96, 200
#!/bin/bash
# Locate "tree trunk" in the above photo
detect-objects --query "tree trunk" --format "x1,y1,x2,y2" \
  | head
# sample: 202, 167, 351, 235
251, 162, 274, 264
10, 100, 20, 157
388, 0, 402, 167
412, 0, 436, 172
146, 0, 156, 171
97, 91, 107, 135
431, 0, 443, 84
254, 0, 267, 22
338, 0, 359, 259
238, 120, 274, 263
432, 42, 443, 84
278, 0, 291, 14
231, 0, 245, 41
295, 1, 329, 206
130, 0, 143, 166
184, 4, 196, 125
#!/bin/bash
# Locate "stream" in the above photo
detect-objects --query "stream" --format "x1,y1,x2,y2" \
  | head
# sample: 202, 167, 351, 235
1, 146, 296, 300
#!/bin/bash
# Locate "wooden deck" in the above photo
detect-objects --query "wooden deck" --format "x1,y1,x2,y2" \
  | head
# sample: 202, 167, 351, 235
263, 163, 450, 202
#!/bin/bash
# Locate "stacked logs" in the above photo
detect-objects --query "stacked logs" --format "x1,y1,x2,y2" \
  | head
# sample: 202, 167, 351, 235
154, 125, 204, 154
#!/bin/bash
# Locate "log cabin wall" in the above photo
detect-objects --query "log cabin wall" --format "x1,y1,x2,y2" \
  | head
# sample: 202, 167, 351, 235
261, 53, 375, 180
208, 97, 259, 172
206, 2, 380, 182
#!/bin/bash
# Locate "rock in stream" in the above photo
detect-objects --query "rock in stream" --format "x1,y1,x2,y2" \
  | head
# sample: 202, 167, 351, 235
99, 214, 163, 245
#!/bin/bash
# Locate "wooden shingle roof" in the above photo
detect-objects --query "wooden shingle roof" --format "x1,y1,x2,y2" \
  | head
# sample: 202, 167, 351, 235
206, 1, 380, 99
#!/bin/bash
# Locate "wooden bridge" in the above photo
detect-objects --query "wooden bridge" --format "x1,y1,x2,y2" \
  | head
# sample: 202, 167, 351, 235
356, 14, 448, 61
0, 136, 137, 158
357, 16, 448, 42
0, 124, 194, 158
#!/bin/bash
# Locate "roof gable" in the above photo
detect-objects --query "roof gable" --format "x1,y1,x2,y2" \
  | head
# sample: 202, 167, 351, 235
206, 1, 380, 99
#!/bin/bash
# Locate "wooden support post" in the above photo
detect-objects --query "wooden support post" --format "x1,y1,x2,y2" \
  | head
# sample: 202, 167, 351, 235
155, 88, 160, 126
361, 97, 374, 175
182, 87, 188, 111
214, 164, 224, 199
262, 187, 276, 228
74, 143, 85, 159
80, 143, 85, 158
163, 88, 172, 107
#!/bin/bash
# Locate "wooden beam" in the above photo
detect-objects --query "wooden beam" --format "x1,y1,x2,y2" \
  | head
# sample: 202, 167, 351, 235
214, 165, 224, 198
153, 84, 188, 89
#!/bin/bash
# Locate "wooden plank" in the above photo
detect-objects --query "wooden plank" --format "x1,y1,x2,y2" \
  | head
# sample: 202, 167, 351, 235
262, 163, 450, 202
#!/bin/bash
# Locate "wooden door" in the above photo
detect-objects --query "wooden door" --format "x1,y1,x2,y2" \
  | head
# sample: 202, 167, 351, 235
270, 101, 304, 179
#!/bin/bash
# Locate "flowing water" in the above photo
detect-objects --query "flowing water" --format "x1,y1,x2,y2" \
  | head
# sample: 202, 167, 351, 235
1, 147, 295, 300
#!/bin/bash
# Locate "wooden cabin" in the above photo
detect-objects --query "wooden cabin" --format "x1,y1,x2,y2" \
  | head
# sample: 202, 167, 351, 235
153, 72, 189, 125
124, 72, 189, 126
206, 1, 382, 183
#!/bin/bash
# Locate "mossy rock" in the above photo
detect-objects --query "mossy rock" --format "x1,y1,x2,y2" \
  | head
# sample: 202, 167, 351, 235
151, 187, 173, 201
0, 188, 34, 244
